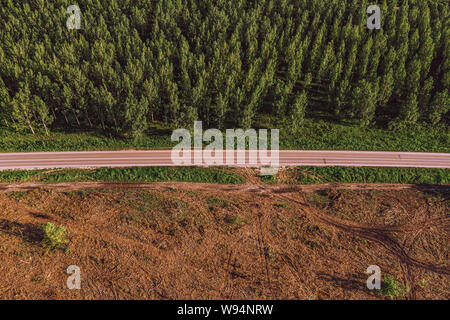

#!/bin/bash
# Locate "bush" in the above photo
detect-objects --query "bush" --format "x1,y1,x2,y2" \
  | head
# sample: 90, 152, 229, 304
41, 223, 69, 250
378, 275, 408, 299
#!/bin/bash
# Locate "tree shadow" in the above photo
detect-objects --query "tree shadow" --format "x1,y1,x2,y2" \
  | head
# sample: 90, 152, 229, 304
28, 211, 53, 220
0, 219, 44, 243
317, 272, 371, 295
413, 184, 450, 201
146, 127, 173, 136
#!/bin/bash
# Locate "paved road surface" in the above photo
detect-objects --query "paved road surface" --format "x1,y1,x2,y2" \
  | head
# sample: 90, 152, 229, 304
0, 150, 449, 170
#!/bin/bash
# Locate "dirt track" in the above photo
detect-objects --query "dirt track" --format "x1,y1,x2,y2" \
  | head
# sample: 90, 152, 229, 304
1, 181, 449, 194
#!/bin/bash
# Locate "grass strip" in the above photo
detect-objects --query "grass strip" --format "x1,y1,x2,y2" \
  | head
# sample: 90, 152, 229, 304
0, 167, 245, 185
1, 118, 448, 153
262, 167, 450, 185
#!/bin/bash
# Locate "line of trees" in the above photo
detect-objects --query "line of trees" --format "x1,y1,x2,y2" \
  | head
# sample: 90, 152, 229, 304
0, 0, 448, 137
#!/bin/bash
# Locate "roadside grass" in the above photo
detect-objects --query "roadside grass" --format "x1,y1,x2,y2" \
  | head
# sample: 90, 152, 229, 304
0, 167, 246, 184
1, 166, 448, 185
1, 117, 448, 153
0, 170, 42, 182
0, 123, 174, 153
207, 196, 232, 208
262, 167, 450, 185
277, 118, 450, 153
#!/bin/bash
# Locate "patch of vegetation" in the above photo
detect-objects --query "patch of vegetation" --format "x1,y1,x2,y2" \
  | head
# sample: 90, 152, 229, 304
277, 118, 449, 153
1, 118, 448, 153
2, 165, 448, 186
224, 214, 249, 227
2, 1, 449, 141
6, 191, 30, 200
273, 202, 290, 208
0, 126, 174, 153
0, 167, 245, 184
305, 192, 330, 205
264, 167, 450, 185
207, 196, 231, 208
307, 294, 317, 300
267, 251, 278, 262
125, 191, 192, 235
63, 190, 87, 198
134, 192, 165, 208
0, 170, 42, 182
378, 275, 409, 300
41, 223, 69, 251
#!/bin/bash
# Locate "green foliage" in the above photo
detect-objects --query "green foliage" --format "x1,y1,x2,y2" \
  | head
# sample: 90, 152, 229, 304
0, 0, 448, 136
41, 223, 69, 251
351, 79, 378, 126
1, 113, 449, 153
290, 91, 308, 133
397, 93, 420, 126
1, 165, 448, 186
378, 275, 409, 300
0, 167, 246, 185
429, 90, 449, 125
263, 166, 450, 185
207, 196, 230, 207
277, 118, 450, 153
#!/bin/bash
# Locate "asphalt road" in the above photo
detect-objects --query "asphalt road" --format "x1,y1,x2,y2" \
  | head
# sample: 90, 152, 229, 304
0, 150, 449, 170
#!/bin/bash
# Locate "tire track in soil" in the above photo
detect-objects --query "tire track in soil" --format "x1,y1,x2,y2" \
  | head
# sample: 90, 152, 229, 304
253, 181, 449, 299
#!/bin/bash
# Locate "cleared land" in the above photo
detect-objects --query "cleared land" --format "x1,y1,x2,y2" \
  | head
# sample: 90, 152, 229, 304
0, 182, 448, 299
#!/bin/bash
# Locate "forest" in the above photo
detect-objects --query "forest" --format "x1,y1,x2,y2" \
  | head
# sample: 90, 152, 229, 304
0, 0, 448, 138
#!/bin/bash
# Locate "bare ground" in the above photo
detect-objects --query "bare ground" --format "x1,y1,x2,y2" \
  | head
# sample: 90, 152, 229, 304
0, 182, 448, 299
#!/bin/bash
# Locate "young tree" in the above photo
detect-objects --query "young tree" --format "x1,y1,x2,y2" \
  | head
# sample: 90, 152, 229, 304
10, 85, 35, 134
124, 95, 148, 139
406, 56, 422, 94
351, 79, 378, 126
33, 95, 53, 136
418, 6, 435, 79
0, 82, 11, 127
428, 90, 449, 125
398, 93, 420, 125
358, 37, 373, 79
378, 68, 395, 106
290, 90, 308, 134
317, 41, 336, 80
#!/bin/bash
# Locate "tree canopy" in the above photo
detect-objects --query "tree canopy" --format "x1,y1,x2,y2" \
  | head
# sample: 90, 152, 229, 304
0, 0, 448, 137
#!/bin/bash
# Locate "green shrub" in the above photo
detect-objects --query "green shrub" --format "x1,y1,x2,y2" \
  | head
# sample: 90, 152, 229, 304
378, 275, 408, 300
41, 223, 69, 250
